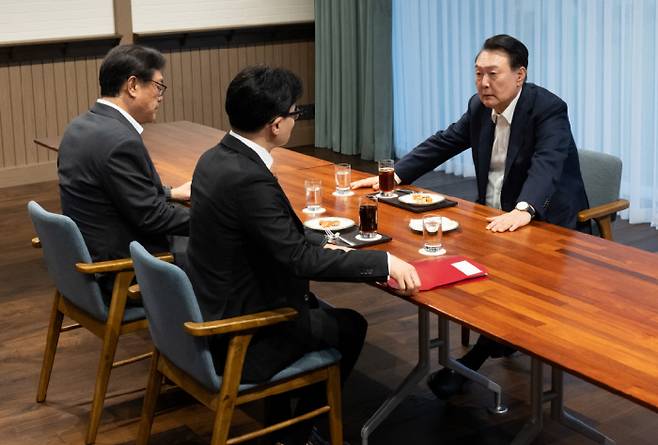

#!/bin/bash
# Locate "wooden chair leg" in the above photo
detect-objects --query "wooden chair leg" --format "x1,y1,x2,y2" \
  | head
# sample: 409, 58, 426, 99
325, 364, 343, 445
137, 350, 163, 445
37, 290, 64, 402
461, 326, 470, 346
211, 334, 253, 445
86, 271, 133, 445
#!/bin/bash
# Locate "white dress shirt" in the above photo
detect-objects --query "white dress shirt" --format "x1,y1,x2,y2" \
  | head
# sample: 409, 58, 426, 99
229, 130, 274, 170
96, 98, 143, 135
485, 88, 522, 210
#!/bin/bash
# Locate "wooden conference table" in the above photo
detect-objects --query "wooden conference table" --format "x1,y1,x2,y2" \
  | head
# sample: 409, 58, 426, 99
38, 121, 658, 444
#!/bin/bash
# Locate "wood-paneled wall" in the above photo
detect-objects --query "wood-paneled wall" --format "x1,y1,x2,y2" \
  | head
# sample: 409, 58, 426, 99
0, 38, 314, 187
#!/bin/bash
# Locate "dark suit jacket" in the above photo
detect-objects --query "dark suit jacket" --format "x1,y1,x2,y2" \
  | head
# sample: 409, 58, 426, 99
395, 83, 588, 228
58, 102, 189, 266
186, 133, 388, 370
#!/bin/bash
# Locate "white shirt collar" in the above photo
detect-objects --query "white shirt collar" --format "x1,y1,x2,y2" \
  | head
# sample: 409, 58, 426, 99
491, 87, 523, 125
229, 130, 274, 170
96, 98, 144, 134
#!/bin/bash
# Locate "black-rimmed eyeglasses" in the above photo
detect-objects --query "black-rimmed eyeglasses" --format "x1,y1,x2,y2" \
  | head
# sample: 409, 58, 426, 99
281, 109, 302, 121
149, 79, 168, 96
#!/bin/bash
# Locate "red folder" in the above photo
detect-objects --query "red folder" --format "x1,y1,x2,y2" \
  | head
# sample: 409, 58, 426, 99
388, 255, 488, 291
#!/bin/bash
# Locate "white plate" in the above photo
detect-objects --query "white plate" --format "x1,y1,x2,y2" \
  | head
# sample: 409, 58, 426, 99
304, 216, 355, 231
398, 192, 445, 206
409, 217, 459, 233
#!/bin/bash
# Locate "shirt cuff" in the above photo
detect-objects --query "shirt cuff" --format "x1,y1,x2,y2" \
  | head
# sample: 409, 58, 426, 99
394, 173, 402, 185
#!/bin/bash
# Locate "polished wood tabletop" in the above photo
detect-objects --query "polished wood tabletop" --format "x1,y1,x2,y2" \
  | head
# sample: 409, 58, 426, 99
275, 163, 658, 413
34, 120, 331, 184
36, 120, 658, 413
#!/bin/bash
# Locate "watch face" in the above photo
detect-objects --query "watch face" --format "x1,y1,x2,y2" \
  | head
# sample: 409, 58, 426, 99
516, 202, 528, 211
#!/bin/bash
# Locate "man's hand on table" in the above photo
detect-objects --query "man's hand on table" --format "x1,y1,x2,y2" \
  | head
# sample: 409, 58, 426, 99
486, 209, 532, 232
170, 181, 192, 202
351, 176, 380, 190
389, 254, 421, 295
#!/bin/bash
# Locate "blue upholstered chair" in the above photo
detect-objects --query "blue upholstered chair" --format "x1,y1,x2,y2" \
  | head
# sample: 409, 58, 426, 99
129, 241, 343, 445
27, 201, 171, 444
577, 149, 630, 240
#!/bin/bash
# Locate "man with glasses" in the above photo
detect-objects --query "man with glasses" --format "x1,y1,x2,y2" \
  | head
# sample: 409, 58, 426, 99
58, 44, 190, 298
187, 65, 420, 445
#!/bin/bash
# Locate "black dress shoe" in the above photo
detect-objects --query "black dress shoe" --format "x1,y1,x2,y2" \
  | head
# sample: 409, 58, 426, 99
427, 368, 466, 400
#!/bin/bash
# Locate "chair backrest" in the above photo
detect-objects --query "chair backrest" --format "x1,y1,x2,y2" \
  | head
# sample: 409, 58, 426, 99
578, 149, 623, 209
130, 241, 220, 391
27, 201, 108, 321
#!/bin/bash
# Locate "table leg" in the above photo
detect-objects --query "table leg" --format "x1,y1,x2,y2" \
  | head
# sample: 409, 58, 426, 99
511, 356, 544, 444
512, 357, 616, 444
549, 367, 616, 444
360, 307, 432, 445
437, 315, 508, 415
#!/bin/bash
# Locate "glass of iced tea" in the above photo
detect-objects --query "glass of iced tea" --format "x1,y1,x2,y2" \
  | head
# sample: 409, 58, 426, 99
334, 163, 351, 195
422, 214, 444, 255
378, 159, 395, 198
358, 196, 378, 239
304, 179, 322, 212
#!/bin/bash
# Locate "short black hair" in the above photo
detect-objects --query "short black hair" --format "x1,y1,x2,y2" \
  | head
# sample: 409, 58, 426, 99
99, 45, 166, 97
225, 65, 302, 133
478, 34, 529, 70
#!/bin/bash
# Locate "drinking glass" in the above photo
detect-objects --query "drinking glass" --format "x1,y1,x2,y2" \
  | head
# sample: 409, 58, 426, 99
358, 196, 378, 238
334, 163, 352, 195
304, 179, 322, 212
422, 214, 443, 254
378, 159, 395, 198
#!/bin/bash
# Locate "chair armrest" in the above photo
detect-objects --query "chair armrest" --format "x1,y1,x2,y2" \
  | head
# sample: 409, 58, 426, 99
127, 284, 141, 299
32, 237, 41, 248
184, 307, 298, 337
75, 253, 174, 274
577, 199, 629, 223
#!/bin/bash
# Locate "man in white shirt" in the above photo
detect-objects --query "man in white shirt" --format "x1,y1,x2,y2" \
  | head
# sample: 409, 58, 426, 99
58, 45, 191, 297
187, 65, 419, 445
352, 34, 589, 399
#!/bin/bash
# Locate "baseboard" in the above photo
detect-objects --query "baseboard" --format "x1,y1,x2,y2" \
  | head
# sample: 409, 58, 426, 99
0, 161, 58, 188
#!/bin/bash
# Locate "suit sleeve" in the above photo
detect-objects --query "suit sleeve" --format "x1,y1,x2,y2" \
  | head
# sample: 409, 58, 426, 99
102, 138, 189, 235
238, 175, 388, 281
516, 99, 573, 219
395, 101, 474, 184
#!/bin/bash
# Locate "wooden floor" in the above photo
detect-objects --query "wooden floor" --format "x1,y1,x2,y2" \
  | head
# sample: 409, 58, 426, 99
1, 155, 657, 444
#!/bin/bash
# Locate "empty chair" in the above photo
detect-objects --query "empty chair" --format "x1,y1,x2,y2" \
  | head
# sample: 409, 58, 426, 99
577, 149, 630, 240
129, 241, 343, 445
27, 201, 170, 444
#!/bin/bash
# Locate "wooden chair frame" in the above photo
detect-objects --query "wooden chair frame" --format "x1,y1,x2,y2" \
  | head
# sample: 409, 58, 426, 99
137, 307, 343, 445
33, 237, 173, 444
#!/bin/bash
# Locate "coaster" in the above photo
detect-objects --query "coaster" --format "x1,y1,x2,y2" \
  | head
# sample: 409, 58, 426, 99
302, 207, 326, 214
332, 190, 355, 197
418, 247, 447, 256
377, 192, 399, 199
355, 233, 383, 242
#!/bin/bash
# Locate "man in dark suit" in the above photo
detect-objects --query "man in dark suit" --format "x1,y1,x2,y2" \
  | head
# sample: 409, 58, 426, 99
186, 66, 420, 444
352, 34, 589, 399
58, 45, 190, 298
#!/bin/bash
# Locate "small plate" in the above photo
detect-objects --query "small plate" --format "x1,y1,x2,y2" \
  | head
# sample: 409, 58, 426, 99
409, 217, 459, 233
398, 192, 445, 206
304, 216, 355, 231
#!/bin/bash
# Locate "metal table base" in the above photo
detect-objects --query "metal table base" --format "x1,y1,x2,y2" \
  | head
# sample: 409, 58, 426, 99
360, 309, 616, 445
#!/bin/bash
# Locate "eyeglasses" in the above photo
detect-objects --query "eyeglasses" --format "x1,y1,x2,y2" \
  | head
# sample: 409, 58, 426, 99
149, 79, 168, 96
281, 108, 302, 121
